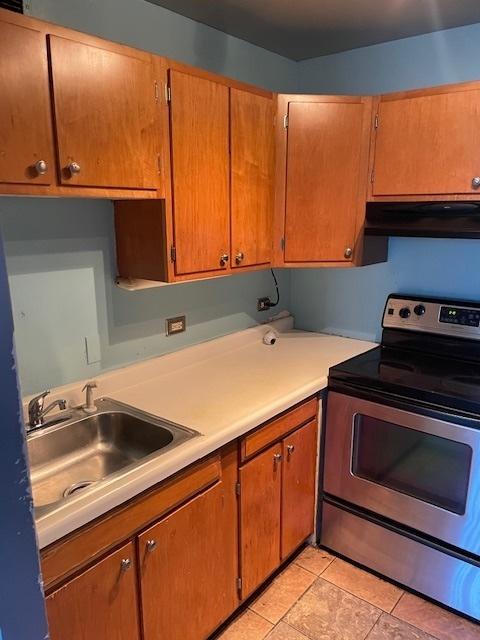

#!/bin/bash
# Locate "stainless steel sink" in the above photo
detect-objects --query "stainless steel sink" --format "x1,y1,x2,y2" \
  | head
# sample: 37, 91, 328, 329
27, 398, 198, 514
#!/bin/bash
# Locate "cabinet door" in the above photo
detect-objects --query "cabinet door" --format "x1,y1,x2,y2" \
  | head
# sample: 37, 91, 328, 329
49, 35, 159, 189
281, 420, 318, 560
373, 86, 480, 196
239, 443, 282, 598
139, 481, 237, 640
231, 89, 274, 268
281, 96, 372, 263
0, 20, 54, 185
46, 541, 140, 640
169, 70, 230, 276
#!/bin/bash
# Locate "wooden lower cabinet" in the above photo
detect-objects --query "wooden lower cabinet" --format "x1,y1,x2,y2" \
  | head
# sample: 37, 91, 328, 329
46, 541, 140, 640
139, 480, 238, 640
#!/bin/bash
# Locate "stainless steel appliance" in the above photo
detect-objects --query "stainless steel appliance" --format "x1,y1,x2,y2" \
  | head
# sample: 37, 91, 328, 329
322, 294, 480, 620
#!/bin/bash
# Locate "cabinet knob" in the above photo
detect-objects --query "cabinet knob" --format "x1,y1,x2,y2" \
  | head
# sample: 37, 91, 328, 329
472, 177, 480, 189
68, 161, 81, 175
235, 252, 244, 265
146, 539, 157, 552
344, 247, 353, 259
273, 453, 283, 465
220, 254, 229, 267
287, 444, 295, 456
120, 558, 132, 571
34, 160, 48, 176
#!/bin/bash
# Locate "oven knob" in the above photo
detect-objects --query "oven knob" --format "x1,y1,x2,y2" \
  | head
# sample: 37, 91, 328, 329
399, 307, 411, 319
414, 304, 426, 316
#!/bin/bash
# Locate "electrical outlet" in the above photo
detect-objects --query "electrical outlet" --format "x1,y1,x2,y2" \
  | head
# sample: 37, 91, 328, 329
257, 297, 271, 312
166, 315, 186, 336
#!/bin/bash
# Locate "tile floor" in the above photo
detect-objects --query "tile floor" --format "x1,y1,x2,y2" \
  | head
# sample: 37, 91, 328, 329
216, 546, 480, 640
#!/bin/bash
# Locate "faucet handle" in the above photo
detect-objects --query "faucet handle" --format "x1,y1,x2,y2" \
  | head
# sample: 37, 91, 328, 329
28, 389, 50, 412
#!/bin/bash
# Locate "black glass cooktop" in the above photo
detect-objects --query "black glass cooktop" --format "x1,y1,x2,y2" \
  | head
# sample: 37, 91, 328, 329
329, 345, 480, 417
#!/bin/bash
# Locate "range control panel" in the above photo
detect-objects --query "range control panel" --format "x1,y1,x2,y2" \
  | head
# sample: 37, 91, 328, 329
383, 295, 480, 339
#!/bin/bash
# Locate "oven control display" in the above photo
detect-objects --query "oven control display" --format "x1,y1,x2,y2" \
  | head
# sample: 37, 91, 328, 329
439, 306, 480, 327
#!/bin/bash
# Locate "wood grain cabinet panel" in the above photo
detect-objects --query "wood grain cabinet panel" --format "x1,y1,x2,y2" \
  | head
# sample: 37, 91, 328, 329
46, 541, 140, 640
281, 96, 372, 263
231, 88, 274, 269
281, 420, 318, 559
48, 34, 159, 190
139, 481, 237, 640
0, 20, 54, 185
372, 85, 480, 196
169, 69, 230, 276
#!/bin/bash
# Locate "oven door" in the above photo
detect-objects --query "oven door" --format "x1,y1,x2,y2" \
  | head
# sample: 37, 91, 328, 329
324, 391, 480, 556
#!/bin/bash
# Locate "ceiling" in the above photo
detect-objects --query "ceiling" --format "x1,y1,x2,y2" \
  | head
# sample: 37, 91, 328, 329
146, 0, 480, 60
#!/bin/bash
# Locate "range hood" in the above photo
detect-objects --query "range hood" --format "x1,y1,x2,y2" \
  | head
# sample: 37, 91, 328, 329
364, 201, 480, 239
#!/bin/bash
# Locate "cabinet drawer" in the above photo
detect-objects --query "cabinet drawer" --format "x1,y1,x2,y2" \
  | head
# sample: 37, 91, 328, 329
240, 397, 317, 461
41, 454, 221, 591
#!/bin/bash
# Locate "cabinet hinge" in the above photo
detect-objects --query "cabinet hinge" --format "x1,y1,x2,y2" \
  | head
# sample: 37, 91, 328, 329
374, 113, 379, 129
236, 577, 242, 591
235, 482, 241, 496
170, 245, 177, 262
154, 81, 159, 103
283, 114, 289, 129
165, 84, 172, 103
370, 168, 375, 184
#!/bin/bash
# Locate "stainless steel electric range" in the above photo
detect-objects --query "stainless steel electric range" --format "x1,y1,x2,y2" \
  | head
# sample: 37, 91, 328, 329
322, 294, 480, 621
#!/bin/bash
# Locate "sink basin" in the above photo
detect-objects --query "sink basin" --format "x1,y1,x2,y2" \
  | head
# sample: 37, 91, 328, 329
28, 398, 198, 514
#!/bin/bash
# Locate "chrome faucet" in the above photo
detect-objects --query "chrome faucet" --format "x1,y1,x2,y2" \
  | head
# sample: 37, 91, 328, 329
27, 390, 69, 431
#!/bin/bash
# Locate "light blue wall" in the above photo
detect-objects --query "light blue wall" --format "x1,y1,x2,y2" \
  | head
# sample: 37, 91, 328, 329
291, 23, 480, 342
2, 0, 294, 396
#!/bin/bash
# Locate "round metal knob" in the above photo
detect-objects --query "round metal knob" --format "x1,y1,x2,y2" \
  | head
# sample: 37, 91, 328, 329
472, 177, 480, 189
146, 539, 157, 552
287, 445, 295, 456
235, 252, 244, 265
121, 558, 132, 571
68, 161, 81, 175
273, 453, 283, 465
34, 160, 48, 175
220, 253, 229, 267
344, 247, 353, 259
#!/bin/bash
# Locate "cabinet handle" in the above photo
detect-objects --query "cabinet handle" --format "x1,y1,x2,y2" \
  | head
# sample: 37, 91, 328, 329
287, 444, 295, 457
68, 161, 81, 175
34, 160, 48, 176
472, 177, 480, 189
273, 453, 282, 466
146, 539, 157, 552
235, 252, 244, 265
344, 247, 353, 259
220, 254, 229, 267
121, 558, 132, 571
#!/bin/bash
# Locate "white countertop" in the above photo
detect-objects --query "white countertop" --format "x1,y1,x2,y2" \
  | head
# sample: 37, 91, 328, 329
28, 316, 376, 548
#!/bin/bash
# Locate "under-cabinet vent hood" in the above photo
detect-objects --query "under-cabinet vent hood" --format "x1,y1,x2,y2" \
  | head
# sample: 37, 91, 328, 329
365, 201, 480, 239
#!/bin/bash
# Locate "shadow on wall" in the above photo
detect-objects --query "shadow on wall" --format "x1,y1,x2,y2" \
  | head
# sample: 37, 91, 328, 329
291, 237, 480, 343
0, 198, 290, 396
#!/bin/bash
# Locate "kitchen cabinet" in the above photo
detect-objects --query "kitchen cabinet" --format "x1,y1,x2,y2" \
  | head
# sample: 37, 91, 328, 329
239, 398, 318, 598
0, 19, 54, 186
371, 82, 480, 198
48, 34, 160, 190
274, 94, 385, 267
231, 88, 275, 269
139, 480, 238, 640
46, 542, 141, 640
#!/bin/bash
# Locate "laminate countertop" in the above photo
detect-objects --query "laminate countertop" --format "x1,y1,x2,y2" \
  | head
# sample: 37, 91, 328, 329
25, 315, 376, 548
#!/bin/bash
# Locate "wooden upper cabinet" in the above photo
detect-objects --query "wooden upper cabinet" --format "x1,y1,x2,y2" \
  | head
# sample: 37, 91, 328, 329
276, 95, 373, 265
231, 89, 274, 268
0, 19, 54, 186
46, 541, 140, 640
372, 83, 480, 197
169, 69, 230, 276
48, 34, 159, 190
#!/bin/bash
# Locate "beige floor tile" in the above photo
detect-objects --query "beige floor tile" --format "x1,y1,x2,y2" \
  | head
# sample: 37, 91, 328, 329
250, 564, 316, 624
285, 578, 382, 640
266, 621, 311, 639
393, 593, 480, 640
216, 609, 274, 640
322, 558, 403, 612
294, 546, 335, 576
367, 613, 437, 640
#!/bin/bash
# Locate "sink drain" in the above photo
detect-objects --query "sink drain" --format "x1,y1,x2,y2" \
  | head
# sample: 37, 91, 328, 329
63, 480, 95, 498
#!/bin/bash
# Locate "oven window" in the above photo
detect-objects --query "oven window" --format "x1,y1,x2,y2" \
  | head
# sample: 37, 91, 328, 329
352, 415, 472, 515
